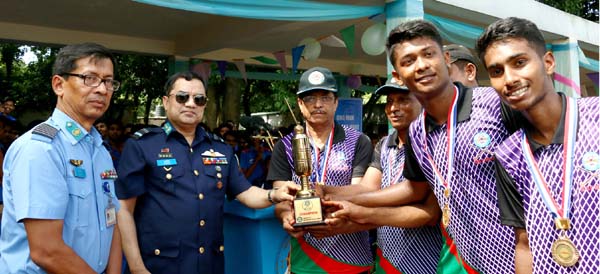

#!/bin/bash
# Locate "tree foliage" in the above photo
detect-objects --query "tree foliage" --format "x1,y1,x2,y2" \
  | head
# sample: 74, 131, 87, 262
0, 43, 169, 124
0, 43, 55, 112
112, 54, 168, 124
0, 43, 24, 93
9, 46, 58, 110
538, 0, 599, 22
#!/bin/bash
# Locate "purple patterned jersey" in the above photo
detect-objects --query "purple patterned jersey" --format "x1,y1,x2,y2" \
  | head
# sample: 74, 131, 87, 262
496, 97, 600, 273
377, 135, 443, 273
408, 87, 515, 273
283, 125, 372, 266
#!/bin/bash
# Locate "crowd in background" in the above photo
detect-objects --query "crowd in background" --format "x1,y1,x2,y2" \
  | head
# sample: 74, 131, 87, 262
0, 93, 343, 195
0, 96, 380, 218
92, 119, 297, 191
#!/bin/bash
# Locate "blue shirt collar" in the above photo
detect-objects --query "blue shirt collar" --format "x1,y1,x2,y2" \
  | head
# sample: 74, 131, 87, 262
161, 120, 210, 147
51, 109, 103, 147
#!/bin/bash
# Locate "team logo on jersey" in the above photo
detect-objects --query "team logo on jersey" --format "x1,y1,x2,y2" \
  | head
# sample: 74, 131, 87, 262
582, 152, 600, 171
473, 131, 491, 148
472, 131, 494, 164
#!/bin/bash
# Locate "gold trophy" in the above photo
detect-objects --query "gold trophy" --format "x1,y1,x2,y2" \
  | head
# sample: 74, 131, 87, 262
285, 98, 325, 227
292, 124, 325, 227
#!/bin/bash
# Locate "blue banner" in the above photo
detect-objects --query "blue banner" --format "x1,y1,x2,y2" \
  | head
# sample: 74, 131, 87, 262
335, 98, 363, 131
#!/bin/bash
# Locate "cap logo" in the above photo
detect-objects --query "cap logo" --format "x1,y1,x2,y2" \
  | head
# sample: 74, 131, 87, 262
308, 71, 325, 85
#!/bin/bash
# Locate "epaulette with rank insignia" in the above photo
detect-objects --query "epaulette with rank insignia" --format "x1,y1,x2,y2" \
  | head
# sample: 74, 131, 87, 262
31, 123, 59, 143
207, 132, 225, 143
132, 127, 161, 140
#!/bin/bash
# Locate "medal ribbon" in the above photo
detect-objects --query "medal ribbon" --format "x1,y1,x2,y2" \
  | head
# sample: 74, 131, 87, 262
421, 86, 459, 191
308, 124, 334, 184
386, 136, 404, 184
522, 97, 577, 220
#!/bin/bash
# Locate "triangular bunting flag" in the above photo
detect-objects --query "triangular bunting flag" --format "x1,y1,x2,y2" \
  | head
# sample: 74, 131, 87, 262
319, 35, 346, 48
233, 59, 247, 82
340, 25, 356, 56
217, 61, 228, 78
292, 45, 305, 74
273, 51, 288, 73
347, 75, 362, 89
251, 56, 278, 65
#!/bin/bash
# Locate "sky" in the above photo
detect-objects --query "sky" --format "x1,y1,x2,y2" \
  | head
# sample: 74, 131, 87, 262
20, 46, 38, 64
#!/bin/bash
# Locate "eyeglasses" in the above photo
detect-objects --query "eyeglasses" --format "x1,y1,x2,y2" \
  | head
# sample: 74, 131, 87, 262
169, 91, 208, 107
301, 95, 335, 105
62, 73, 120, 91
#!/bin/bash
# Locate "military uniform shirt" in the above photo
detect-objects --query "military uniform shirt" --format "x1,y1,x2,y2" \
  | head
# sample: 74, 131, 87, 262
115, 121, 251, 274
0, 109, 119, 273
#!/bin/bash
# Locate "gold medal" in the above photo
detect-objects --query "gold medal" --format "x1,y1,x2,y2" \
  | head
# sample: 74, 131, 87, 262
551, 236, 579, 267
442, 204, 450, 228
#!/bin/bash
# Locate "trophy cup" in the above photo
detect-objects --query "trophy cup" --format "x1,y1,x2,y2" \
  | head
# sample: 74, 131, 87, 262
292, 124, 325, 227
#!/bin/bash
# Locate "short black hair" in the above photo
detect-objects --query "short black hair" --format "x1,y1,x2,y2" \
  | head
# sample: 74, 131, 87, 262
476, 17, 546, 67
223, 130, 237, 141
163, 71, 206, 96
52, 42, 116, 76
386, 19, 444, 66
107, 119, 124, 129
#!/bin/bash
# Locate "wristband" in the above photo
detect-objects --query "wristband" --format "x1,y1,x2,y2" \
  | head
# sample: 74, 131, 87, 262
268, 189, 275, 204
268, 187, 280, 204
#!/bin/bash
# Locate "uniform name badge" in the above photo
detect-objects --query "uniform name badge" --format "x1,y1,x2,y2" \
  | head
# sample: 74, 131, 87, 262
103, 181, 117, 227
70, 159, 86, 178
105, 204, 117, 227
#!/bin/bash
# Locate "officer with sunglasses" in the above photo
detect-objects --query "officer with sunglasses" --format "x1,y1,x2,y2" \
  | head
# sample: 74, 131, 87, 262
0, 43, 122, 274
115, 71, 299, 274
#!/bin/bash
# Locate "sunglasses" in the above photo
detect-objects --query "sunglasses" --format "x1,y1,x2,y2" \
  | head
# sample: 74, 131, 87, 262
169, 92, 208, 106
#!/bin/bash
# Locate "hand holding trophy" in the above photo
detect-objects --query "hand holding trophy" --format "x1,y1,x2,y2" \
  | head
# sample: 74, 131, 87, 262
292, 124, 325, 227
285, 98, 325, 227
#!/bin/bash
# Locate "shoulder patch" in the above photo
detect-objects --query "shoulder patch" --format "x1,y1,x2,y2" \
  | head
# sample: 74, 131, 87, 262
32, 123, 59, 141
132, 127, 160, 140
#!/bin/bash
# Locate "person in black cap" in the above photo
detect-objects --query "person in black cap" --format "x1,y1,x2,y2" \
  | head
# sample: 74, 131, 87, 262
268, 67, 374, 273
323, 80, 442, 273
444, 44, 480, 88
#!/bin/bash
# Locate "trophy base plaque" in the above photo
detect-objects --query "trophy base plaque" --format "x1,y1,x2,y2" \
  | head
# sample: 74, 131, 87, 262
293, 196, 325, 227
